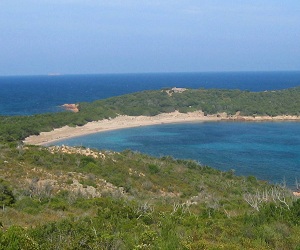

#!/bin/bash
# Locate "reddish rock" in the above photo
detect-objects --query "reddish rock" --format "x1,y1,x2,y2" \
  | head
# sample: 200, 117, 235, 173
62, 104, 79, 113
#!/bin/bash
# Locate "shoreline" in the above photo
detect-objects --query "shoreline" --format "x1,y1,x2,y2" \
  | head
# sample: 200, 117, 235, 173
23, 111, 300, 146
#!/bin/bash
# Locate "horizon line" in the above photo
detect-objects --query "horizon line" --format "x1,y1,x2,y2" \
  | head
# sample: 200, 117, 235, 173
1, 69, 300, 77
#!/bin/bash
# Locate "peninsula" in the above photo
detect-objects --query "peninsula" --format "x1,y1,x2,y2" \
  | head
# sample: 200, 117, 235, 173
2, 87, 300, 143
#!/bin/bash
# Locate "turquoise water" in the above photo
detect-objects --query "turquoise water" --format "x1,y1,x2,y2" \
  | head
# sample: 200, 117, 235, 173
52, 121, 300, 187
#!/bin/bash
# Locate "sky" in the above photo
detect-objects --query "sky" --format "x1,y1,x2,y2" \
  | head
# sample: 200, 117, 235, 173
0, 0, 299, 75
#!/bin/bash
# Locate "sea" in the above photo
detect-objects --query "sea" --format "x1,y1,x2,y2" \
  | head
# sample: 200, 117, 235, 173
1, 71, 300, 187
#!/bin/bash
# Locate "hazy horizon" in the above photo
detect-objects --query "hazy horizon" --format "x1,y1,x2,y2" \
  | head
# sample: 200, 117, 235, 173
2, 70, 300, 78
1, 1, 299, 75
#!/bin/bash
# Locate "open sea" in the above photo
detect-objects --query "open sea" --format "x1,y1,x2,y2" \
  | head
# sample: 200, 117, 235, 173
1, 71, 300, 187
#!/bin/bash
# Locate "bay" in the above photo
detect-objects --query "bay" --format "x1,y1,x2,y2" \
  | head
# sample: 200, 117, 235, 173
1, 71, 300, 187
52, 121, 300, 187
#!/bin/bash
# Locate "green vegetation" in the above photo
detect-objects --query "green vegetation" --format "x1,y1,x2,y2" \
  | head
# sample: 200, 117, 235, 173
0, 179, 15, 210
1, 87, 300, 248
1, 87, 300, 142
0, 143, 299, 249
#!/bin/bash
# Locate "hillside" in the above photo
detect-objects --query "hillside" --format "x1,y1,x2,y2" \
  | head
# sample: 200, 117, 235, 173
0, 142, 300, 249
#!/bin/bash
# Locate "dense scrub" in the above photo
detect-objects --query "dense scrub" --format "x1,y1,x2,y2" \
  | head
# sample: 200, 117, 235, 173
0, 143, 300, 249
1, 87, 300, 142
96, 87, 300, 117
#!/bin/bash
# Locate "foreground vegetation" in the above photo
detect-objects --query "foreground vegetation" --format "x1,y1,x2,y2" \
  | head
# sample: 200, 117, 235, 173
1, 87, 300, 249
0, 143, 300, 249
1, 87, 300, 142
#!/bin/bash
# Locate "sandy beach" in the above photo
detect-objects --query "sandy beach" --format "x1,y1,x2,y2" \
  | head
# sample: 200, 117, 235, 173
23, 111, 300, 146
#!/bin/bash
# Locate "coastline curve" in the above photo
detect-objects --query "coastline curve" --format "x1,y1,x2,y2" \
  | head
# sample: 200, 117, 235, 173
23, 111, 300, 146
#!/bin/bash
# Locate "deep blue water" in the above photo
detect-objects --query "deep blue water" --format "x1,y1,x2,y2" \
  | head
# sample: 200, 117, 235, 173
1, 71, 300, 187
1, 71, 300, 116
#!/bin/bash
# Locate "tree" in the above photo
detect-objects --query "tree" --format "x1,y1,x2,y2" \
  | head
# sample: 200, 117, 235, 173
0, 179, 15, 210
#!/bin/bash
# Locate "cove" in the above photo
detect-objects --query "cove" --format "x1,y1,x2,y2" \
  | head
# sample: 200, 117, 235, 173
52, 121, 300, 188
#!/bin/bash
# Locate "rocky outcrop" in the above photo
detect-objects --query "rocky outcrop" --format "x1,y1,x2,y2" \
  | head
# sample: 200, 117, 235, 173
165, 87, 187, 96
62, 103, 79, 113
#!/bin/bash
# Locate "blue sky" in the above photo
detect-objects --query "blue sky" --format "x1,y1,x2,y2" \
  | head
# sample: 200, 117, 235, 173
0, 1, 299, 75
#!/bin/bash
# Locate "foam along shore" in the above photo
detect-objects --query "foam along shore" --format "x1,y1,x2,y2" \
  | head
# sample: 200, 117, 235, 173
23, 111, 300, 146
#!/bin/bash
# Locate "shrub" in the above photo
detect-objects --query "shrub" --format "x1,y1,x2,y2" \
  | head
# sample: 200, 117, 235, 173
148, 164, 160, 174
0, 179, 15, 209
0, 226, 38, 250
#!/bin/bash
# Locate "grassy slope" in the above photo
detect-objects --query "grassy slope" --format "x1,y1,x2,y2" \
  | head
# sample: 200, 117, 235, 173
1, 143, 300, 249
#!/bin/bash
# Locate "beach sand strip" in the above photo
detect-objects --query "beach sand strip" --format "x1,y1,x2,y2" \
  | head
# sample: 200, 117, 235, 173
23, 111, 300, 146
